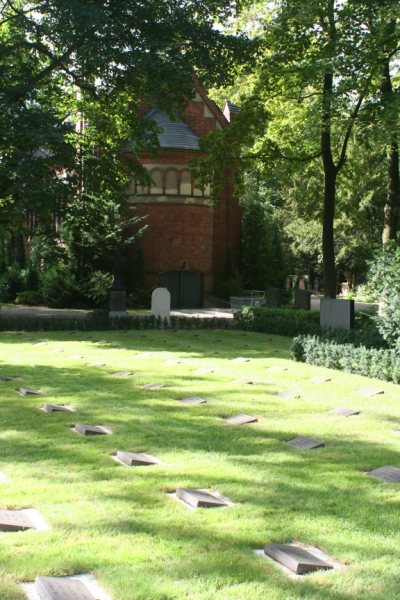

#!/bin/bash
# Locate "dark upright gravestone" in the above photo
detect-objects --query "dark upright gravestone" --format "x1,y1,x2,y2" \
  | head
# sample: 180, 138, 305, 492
265, 288, 282, 308
294, 289, 312, 310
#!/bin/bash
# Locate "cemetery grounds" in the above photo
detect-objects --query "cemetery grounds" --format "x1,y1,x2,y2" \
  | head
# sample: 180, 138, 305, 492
0, 328, 399, 599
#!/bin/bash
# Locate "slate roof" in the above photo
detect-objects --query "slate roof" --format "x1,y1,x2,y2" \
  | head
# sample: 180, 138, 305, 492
225, 100, 239, 114
145, 109, 200, 151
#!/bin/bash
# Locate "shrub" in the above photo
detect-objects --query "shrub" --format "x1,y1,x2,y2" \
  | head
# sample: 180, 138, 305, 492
0, 264, 24, 302
15, 290, 43, 306
84, 271, 113, 308
41, 264, 81, 308
291, 335, 400, 383
235, 306, 385, 348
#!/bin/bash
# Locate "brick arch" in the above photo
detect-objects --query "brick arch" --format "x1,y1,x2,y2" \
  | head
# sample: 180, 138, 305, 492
179, 169, 193, 196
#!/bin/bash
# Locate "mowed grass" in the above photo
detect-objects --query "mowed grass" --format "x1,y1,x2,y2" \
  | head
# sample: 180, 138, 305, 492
0, 328, 399, 600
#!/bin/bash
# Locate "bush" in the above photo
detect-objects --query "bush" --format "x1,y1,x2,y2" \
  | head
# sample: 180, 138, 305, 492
368, 243, 400, 347
235, 306, 385, 348
0, 263, 24, 302
291, 335, 400, 383
15, 290, 43, 306
84, 271, 113, 308
41, 264, 81, 308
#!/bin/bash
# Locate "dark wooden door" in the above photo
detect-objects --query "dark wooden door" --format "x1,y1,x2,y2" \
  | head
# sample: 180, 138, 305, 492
159, 270, 203, 308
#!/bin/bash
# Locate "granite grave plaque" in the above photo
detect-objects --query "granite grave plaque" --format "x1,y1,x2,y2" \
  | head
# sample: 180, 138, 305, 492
116, 451, 162, 466
112, 371, 133, 377
141, 382, 165, 390
264, 543, 333, 575
180, 396, 207, 405
267, 366, 288, 373
358, 387, 384, 398
18, 387, 42, 396
277, 391, 299, 400
225, 414, 258, 426
231, 357, 250, 363
176, 488, 233, 508
35, 576, 95, 600
285, 436, 325, 450
42, 404, 75, 414
310, 376, 331, 384
0, 375, 15, 382
366, 465, 400, 483
0, 509, 35, 531
74, 424, 112, 436
329, 407, 359, 417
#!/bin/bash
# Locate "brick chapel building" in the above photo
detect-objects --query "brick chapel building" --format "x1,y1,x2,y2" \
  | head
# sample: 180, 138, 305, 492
127, 78, 241, 308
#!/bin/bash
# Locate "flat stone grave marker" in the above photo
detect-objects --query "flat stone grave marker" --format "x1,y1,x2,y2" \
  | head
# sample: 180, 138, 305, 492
35, 576, 95, 600
310, 376, 331, 384
140, 382, 165, 390
0, 509, 36, 531
225, 414, 258, 426
68, 354, 84, 360
50, 349, 64, 353
112, 371, 133, 377
285, 436, 325, 450
195, 368, 214, 375
267, 366, 288, 373
231, 357, 250, 363
233, 378, 254, 385
136, 352, 152, 359
277, 391, 299, 400
163, 360, 182, 366
116, 451, 162, 466
0, 375, 20, 382
366, 465, 400, 483
73, 424, 112, 436
87, 362, 106, 368
17, 387, 43, 396
264, 543, 333, 575
42, 403, 75, 414
358, 387, 384, 398
329, 407, 359, 417
32, 342, 47, 347
176, 488, 233, 509
213, 351, 220, 355
180, 396, 207, 405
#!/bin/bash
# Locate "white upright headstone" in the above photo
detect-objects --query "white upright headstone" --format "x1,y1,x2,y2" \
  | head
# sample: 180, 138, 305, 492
151, 287, 171, 321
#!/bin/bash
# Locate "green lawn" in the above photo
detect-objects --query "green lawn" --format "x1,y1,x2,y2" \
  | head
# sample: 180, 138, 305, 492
0, 328, 399, 599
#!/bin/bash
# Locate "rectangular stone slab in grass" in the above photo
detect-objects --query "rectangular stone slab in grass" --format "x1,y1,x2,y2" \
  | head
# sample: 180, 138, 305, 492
358, 387, 384, 398
277, 391, 299, 400
0, 509, 35, 531
225, 414, 258, 425
17, 387, 43, 396
0, 375, 18, 382
310, 376, 331, 384
264, 543, 333, 575
73, 424, 112, 436
42, 404, 75, 414
176, 488, 233, 508
35, 576, 96, 600
329, 407, 359, 417
285, 436, 325, 450
195, 368, 214, 375
366, 465, 400, 483
140, 382, 165, 390
267, 366, 288, 373
231, 357, 250, 363
180, 396, 207, 405
112, 371, 134, 377
116, 451, 162, 466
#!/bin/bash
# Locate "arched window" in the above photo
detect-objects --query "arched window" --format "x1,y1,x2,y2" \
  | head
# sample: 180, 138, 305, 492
149, 169, 163, 194
193, 178, 203, 197
165, 169, 178, 195
180, 170, 192, 196
203, 183, 211, 197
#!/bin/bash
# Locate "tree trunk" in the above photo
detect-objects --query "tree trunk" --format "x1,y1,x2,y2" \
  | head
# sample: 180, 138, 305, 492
382, 138, 400, 244
321, 71, 337, 298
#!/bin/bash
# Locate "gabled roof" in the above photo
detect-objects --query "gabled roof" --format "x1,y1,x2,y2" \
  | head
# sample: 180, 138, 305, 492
145, 108, 200, 151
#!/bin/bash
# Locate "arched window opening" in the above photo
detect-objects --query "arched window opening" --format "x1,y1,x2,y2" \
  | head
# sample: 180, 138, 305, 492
165, 169, 178, 195
180, 170, 192, 196
150, 169, 163, 194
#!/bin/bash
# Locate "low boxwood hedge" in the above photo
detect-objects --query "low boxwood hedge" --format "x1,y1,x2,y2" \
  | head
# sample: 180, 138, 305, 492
291, 335, 400, 383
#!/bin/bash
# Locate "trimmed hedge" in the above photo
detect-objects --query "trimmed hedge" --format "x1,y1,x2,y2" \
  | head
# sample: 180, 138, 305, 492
235, 306, 385, 348
292, 335, 400, 383
0, 312, 232, 332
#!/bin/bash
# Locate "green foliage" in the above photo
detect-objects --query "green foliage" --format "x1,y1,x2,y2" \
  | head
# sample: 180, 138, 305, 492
292, 335, 400, 384
15, 290, 44, 306
84, 271, 114, 308
41, 264, 81, 308
236, 306, 385, 348
0, 263, 24, 302
368, 242, 400, 346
